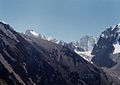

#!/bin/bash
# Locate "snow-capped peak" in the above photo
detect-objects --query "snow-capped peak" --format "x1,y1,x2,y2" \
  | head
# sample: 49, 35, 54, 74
117, 23, 120, 27
94, 23, 120, 55
25, 29, 41, 37
47, 36, 55, 41
72, 35, 98, 51
100, 23, 120, 39
47, 36, 66, 45
111, 23, 120, 30
30, 30, 39, 37
25, 30, 64, 44
0, 19, 8, 24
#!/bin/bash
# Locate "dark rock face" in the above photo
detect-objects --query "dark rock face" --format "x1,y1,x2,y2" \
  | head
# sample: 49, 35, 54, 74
0, 22, 118, 85
92, 36, 116, 68
91, 24, 120, 82
92, 25, 120, 68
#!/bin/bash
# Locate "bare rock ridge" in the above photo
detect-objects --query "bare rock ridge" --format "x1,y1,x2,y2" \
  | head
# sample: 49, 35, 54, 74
0, 20, 119, 85
91, 23, 120, 81
92, 23, 120, 67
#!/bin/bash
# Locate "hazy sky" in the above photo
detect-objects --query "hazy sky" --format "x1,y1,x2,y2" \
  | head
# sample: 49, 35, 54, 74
0, 0, 120, 42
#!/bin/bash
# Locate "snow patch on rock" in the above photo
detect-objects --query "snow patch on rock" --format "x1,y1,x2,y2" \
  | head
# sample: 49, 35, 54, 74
113, 43, 120, 54
30, 30, 39, 37
75, 49, 94, 63
0, 19, 8, 24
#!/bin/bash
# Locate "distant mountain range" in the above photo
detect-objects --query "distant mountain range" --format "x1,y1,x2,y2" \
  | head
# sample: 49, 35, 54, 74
24, 29, 97, 51
25, 29, 66, 45
24, 29, 97, 62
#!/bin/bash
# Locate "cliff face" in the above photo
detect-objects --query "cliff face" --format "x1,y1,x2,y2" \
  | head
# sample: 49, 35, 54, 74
92, 24, 120, 68
91, 24, 120, 81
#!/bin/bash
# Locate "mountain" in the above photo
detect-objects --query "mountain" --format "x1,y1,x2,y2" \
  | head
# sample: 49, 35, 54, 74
25, 30, 98, 62
0, 20, 119, 85
25, 29, 41, 37
71, 35, 98, 52
25, 30, 97, 52
47, 36, 67, 46
25, 30, 66, 46
25, 30, 97, 51
91, 23, 120, 79
68, 36, 97, 62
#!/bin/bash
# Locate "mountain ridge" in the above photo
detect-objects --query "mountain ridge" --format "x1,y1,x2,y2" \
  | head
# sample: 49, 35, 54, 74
24, 29, 97, 62
0, 20, 119, 85
91, 23, 120, 81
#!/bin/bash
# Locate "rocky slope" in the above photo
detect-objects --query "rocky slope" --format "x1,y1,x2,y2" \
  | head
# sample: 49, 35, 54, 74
91, 23, 120, 80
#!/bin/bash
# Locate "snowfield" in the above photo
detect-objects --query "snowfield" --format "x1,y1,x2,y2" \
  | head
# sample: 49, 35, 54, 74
75, 49, 94, 63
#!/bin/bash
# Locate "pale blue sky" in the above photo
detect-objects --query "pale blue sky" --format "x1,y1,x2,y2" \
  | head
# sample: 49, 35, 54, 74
0, 0, 120, 42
